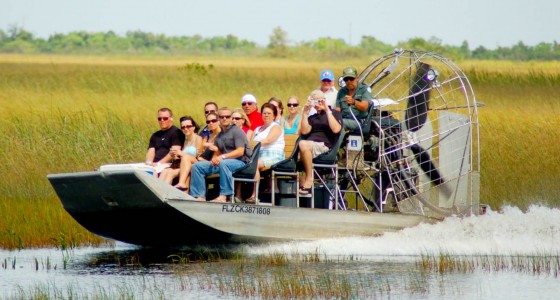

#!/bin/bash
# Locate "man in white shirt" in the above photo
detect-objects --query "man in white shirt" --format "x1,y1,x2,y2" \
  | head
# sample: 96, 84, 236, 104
319, 69, 338, 108
309, 69, 338, 116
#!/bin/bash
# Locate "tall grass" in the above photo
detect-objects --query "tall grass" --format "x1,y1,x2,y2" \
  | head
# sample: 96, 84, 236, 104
0, 54, 559, 248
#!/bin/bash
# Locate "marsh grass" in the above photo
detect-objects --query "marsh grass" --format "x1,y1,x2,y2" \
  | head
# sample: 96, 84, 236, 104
419, 253, 560, 277
10, 250, 559, 299
0, 55, 559, 248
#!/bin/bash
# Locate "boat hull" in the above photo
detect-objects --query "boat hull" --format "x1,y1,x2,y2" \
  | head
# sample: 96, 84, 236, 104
47, 169, 435, 247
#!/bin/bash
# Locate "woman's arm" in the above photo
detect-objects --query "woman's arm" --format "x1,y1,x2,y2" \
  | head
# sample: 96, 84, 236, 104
295, 114, 302, 135
195, 135, 204, 156
260, 125, 282, 146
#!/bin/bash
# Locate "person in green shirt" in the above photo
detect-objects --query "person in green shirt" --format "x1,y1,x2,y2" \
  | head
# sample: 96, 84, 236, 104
335, 67, 372, 130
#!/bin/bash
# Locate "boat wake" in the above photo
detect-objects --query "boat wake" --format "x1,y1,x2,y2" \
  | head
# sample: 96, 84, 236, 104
244, 205, 560, 257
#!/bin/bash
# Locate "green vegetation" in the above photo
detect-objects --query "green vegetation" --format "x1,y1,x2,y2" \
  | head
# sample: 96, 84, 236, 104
419, 253, 560, 275
2, 26, 560, 61
0, 54, 559, 249
6, 249, 558, 299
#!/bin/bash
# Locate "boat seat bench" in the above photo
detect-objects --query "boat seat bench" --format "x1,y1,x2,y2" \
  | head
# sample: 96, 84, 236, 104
204, 134, 299, 198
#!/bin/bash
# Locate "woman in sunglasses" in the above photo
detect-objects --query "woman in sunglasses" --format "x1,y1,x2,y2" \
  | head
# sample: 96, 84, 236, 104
173, 113, 221, 192
283, 96, 302, 135
160, 116, 203, 187
232, 108, 253, 138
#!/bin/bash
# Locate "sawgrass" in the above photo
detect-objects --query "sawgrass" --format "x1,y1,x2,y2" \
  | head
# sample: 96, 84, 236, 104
0, 54, 559, 249
419, 253, 560, 276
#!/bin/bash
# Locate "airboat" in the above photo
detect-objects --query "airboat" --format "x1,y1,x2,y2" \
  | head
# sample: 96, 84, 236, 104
47, 49, 482, 247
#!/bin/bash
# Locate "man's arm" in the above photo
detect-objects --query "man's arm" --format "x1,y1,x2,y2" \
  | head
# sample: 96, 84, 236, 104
299, 99, 313, 135
221, 146, 244, 159
158, 145, 181, 164
146, 148, 155, 164
354, 85, 373, 112
334, 89, 344, 112
353, 99, 369, 112
323, 102, 342, 134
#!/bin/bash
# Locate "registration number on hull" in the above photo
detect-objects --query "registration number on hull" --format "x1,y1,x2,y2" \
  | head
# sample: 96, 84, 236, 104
222, 205, 271, 215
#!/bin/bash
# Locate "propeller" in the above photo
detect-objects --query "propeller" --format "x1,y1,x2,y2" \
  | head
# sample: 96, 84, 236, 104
404, 63, 447, 188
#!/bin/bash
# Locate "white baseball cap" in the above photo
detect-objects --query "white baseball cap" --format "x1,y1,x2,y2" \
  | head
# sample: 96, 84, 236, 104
241, 93, 257, 103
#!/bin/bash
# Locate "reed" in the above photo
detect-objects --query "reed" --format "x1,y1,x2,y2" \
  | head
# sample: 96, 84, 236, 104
0, 54, 559, 248
419, 253, 560, 276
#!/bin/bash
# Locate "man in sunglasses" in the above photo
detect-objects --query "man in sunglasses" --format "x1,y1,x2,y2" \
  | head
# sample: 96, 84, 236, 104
190, 107, 252, 202
335, 67, 372, 131
199, 101, 219, 140
241, 93, 264, 130
145, 108, 185, 172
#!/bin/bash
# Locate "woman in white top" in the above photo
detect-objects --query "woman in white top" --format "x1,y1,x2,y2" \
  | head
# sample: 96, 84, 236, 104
237, 103, 285, 203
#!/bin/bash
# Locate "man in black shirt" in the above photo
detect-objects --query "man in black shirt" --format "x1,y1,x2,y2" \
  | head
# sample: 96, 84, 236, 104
298, 90, 343, 195
146, 108, 185, 170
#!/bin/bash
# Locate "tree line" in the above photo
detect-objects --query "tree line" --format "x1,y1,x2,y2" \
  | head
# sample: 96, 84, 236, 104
2, 26, 559, 61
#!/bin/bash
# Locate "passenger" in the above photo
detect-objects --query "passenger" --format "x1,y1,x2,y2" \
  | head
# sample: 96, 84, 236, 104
267, 97, 284, 126
308, 70, 337, 116
319, 69, 338, 109
190, 107, 251, 202
236, 103, 285, 203
298, 90, 343, 196
145, 108, 185, 173
232, 108, 253, 138
335, 67, 372, 131
199, 101, 219, 140
175, 112, 221, 192
283, 96, 302, 135
159, 116, 203, 189
241, 93, 264, 130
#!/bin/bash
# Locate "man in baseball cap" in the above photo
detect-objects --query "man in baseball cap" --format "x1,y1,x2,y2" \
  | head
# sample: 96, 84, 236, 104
319, 69, 338, 109
335, 66, 372, 130
241, 93, 263, 130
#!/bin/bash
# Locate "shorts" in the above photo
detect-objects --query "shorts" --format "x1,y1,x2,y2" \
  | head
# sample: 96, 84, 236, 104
309, 141, 329, 158
259, 149, 285, 167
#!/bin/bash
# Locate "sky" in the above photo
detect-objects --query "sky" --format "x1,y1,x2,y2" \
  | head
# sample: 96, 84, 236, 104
2, 0, 559, 49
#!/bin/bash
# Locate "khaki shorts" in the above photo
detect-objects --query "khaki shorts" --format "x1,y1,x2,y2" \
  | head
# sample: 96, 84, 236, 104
309, 141, 329, 158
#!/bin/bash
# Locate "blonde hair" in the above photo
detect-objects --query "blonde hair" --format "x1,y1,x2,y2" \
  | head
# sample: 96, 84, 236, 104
232, 108, 251, 128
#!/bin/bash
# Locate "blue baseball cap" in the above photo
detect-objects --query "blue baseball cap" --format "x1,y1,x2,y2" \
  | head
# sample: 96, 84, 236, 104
320, 69, 334, 81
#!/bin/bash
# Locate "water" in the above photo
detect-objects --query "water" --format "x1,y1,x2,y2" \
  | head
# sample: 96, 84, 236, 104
1, 205, 559, 299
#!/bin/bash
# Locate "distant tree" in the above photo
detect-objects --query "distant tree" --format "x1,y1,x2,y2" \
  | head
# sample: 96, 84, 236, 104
459, 40, 471, 59
0, 30, 7, 43
268, 26, 289, 58
7, 25, 34, 41
359, 36, 393, 56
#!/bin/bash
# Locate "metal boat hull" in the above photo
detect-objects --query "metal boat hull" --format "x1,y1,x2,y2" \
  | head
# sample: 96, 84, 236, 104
47, 169, 435, 247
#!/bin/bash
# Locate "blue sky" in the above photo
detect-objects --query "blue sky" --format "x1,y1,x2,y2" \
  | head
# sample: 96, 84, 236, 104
2, 0, 558, 49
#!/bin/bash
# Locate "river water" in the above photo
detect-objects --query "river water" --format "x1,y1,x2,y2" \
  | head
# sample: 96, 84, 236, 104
1, 205, 559, 299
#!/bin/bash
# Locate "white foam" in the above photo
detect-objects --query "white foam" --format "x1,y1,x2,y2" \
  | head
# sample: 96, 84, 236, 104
244, 205, 560, 257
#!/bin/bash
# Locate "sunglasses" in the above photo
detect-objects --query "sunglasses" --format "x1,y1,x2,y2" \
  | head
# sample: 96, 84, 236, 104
206, 119, 218, 124
181, 125, 194, 129
204, 110, 216, 115
157, 117, 169, 121
343, 77, 355, 82
219, 115, 231, 119
232, 117, 242, 121
241, 102, 254, 106
287, 103, 299, 107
